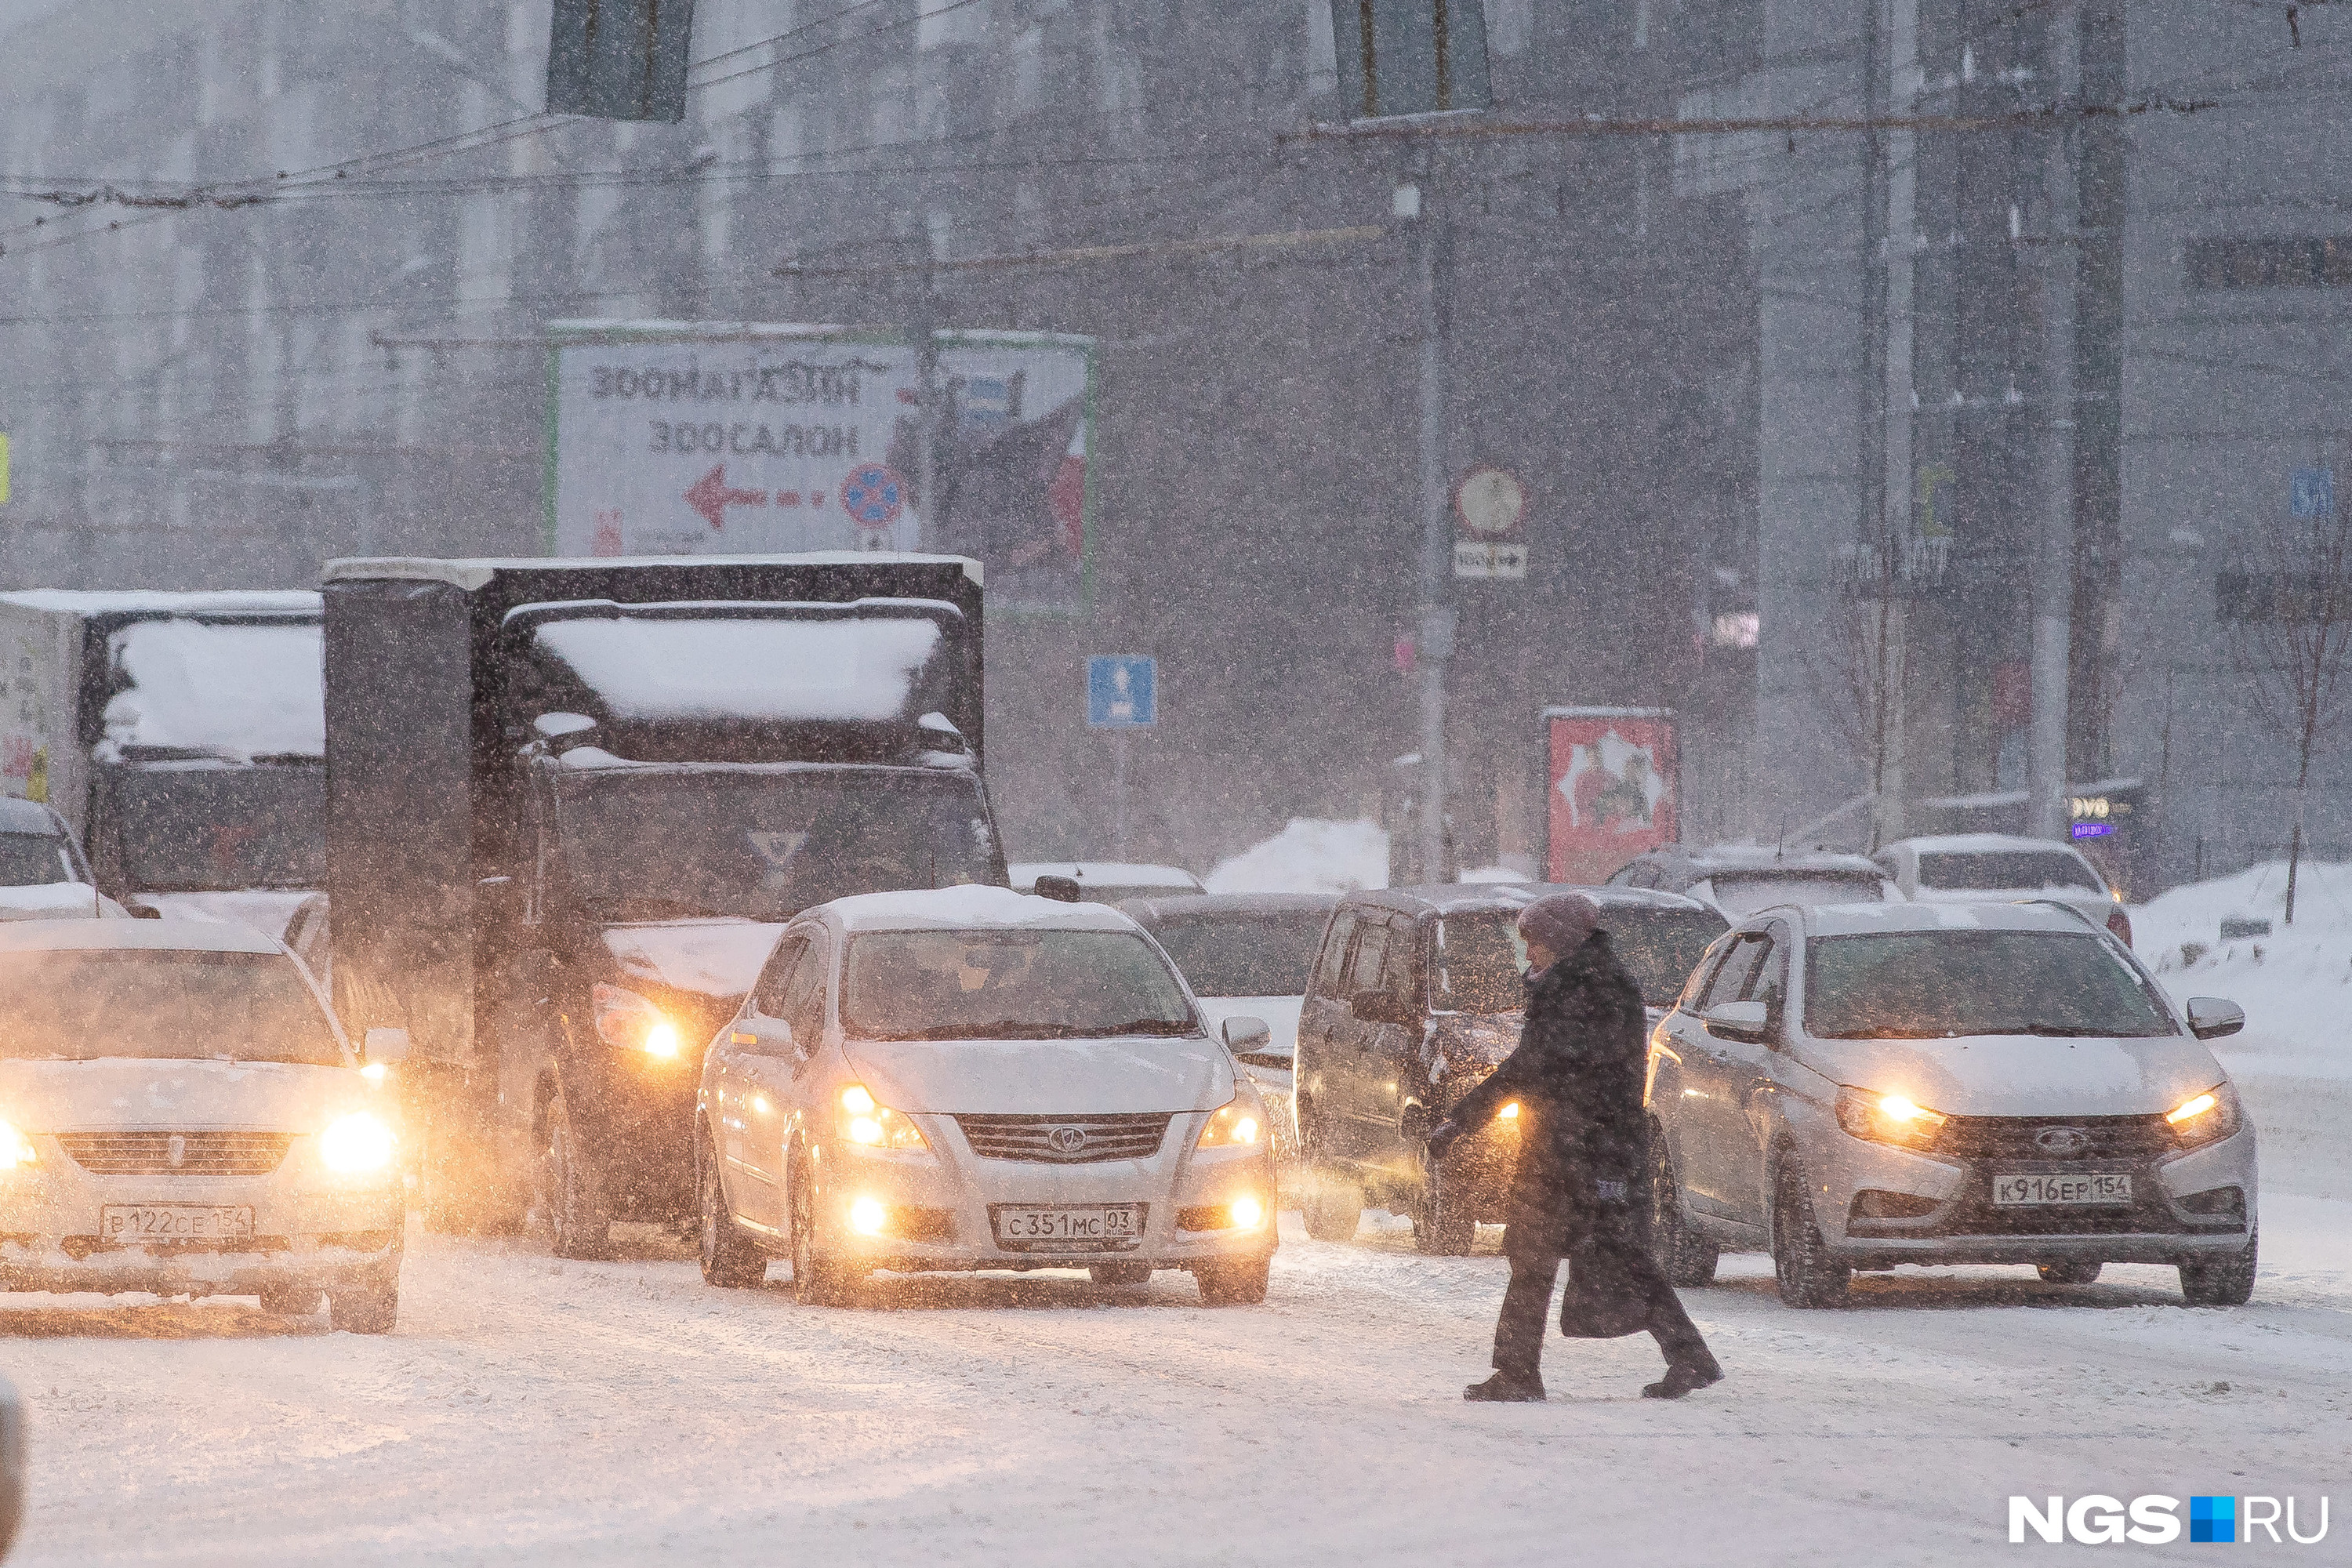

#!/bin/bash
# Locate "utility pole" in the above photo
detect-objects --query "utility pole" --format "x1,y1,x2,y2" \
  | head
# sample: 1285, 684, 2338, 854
1401, 174, 1454, 887
911, 253, 944, 553
2027, 4, 2080, 840
1871, 0, 1921, 851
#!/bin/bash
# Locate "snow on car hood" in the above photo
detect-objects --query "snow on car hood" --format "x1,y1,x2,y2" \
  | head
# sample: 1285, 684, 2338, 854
0, 1056, 370, 1132
600, 919, 785, 1003
136, 889, 314, 942
0, 883, 128, 921
1795, 1032, 2227, 1118
1191, 996, 1303, 1055
844, 1034, 1233, 1116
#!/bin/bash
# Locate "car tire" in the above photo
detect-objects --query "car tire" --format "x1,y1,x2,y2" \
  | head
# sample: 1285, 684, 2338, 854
788, 1167, 865, 1307
1299, 1168, 1364, 1243
1196, 1258, 1270, 1305
697, 1132, 768, 1289
2180, 1229, 2256, 1307
1770, 1158, 1850, 1308
1089, 1261, 1153, 1287
1411, 1153, 1477, 1256
538, 1087, 612, 1261
1651, 1137, 1720, 1288
328, 1269, 400, 1334
2038, 1259, 2103, 1286
257, 1283, 323, 1316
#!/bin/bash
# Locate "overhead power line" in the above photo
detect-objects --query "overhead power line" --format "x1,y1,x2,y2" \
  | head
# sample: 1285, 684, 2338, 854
775, 223, 1391, 279
1283, 94, 2222, 144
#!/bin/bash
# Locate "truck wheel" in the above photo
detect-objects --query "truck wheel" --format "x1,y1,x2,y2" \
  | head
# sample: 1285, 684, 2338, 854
1299, 1168, 1364, 1243
787, 1173, 864, 1307
1652, 1138, 1720, 1287
257, 1283, 323, 1316
1196, 1258, 1271, 1305
698, 1131, 768, 1288
538, 1087, 612, 1261
2180, 1229, 2256, 1306
1770, 1158, 1850, 1308
1411, 1156, 1477, 1256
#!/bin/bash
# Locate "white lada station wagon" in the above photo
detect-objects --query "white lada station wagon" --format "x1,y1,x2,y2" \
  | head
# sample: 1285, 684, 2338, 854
695, 887, 1279, 1305
0, 920, 405, 1330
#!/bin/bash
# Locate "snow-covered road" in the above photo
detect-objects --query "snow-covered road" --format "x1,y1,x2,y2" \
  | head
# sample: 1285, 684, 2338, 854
4, 1192, 2348, 1566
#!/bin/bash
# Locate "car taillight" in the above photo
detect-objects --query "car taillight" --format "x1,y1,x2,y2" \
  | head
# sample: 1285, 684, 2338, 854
2107, 906, 2133, 945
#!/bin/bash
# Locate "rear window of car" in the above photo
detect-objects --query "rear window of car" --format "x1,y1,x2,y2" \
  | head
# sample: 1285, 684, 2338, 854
1144, 909, 1331, 997
1804, 930, 2171, 1040
840, 929, 1199, 1041
1916, 850, 2105, 894
0, 949, 344, 1065
1705, 871, 1890, 917
1432, 907, 1730, 1012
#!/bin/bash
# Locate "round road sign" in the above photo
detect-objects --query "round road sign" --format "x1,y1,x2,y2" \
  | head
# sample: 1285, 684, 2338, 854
1455, 466, 1527, 539
840, 463, 906, 528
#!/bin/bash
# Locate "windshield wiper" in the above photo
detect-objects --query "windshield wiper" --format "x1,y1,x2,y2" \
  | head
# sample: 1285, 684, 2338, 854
594, 895, 739, 920
1106, 1018, 1197, 1036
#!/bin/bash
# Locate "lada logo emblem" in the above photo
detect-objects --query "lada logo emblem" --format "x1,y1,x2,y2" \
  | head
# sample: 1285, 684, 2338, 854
2034, 1127, 2089, 1156
166, 1134, 186, 1169
1047, 1126, 1088, 1155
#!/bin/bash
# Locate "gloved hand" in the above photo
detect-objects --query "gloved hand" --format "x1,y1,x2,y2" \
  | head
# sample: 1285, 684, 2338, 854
1425, 1120, 1462, 1161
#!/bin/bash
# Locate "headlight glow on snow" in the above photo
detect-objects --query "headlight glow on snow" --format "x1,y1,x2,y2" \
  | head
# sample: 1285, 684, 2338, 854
0, 1118, 35, 1169
592, 983, 683, 1061
837, 1084, 927, 1152
2166, 1084, 2238, 1148
319, 1112, 396, 1174
1195, 1098, 1261, 1149
848, 1195, 887, 1235
1834, 1086, 1947, 1150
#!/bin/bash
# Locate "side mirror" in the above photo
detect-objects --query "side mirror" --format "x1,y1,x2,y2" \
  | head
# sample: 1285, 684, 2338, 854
1351, 989, 1416, 1026
363, 1026, 413, 1065
1221, 1015, 1273, 1054
1033, 874, 1081, 903
2186, 997, 2245, 1041
1702, 1000, 1770, 1044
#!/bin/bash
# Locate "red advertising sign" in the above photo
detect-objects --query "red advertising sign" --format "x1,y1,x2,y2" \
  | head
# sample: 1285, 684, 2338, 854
1545, 707, 1678, 884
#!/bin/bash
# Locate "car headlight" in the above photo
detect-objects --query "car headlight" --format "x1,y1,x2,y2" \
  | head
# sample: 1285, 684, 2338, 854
0, 1119, 35, 1170
2167, 1083, 2241, 1149
593, 983, 683, 1060
1834, 1087, 1948, 1151
1196, 1095, 1264, 1150
319, 1112, 396, 1174
837, 1083, 928, 1153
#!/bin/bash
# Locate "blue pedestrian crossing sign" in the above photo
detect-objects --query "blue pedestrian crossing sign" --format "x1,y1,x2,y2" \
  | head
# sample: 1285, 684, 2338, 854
1087, 655, 1156, 728
2292, 467, 2336, 519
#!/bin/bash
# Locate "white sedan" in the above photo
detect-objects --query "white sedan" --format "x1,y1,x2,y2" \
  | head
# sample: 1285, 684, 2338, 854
0, 919, 405, 1330
695, 886, 1277, 1304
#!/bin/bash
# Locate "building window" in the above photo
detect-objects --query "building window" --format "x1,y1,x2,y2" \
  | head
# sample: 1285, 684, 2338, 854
2186, 236, 2352, 290
1329, 0, 1492, 119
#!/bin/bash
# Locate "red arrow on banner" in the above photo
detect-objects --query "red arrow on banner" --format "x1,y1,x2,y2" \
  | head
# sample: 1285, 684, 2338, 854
684, 464, 768, 531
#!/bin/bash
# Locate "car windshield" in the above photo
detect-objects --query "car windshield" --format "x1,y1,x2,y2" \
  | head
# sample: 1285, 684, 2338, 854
1804, 930, 2172, 1040
1144, 909, 1330, 996
1706, 871, 1889, 916
561, 769, 999, 921
1916, 849, 2105, 894
112, 764, 325, 891
1432, 907, 1730, 1012
0, 949, 344, 1065
840, 929, 1197, 1040
0, 831, 78, 887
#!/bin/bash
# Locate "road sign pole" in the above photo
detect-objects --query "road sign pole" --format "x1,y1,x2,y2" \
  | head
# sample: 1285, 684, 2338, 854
1410, 181, 1454, 887
1112, 730, 1128, 860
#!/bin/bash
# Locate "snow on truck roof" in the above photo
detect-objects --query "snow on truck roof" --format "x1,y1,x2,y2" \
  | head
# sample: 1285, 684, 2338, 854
323, 552, 982, 590
0, 916, 281, 955
0, 590, 320, 616
101, 619, 325, 760
528, 610, 946, 724
820, 885, 1145, 935
1798, 900, 2100, 938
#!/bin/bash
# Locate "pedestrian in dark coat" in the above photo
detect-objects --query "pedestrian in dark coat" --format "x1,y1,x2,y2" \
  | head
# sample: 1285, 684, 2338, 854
1428, 892, 1722, 1403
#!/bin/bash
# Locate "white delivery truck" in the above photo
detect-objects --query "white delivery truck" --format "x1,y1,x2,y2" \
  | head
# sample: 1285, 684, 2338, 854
0, 591, 325, 940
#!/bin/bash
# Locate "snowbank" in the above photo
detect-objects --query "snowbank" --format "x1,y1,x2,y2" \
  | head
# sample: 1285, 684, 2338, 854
1205, 818, 1387, 895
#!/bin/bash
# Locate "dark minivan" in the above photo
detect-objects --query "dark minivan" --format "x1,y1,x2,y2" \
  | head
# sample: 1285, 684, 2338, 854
1293, 884, 1726, 1253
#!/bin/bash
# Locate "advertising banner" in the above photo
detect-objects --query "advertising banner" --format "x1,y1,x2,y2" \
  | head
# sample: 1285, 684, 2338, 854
1544, 706, 1678, 884
546, 321, 1095, 612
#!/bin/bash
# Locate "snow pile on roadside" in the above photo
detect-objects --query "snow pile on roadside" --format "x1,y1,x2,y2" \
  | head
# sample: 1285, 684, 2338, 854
1205, 818, 1387, 895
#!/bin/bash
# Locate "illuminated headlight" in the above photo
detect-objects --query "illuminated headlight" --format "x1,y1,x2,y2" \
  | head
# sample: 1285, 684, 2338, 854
848, 1195, 888, 1235
1196, 1095, 1264, 1150
1497, 1102, 1521, 1121
319, 1112, 396, 1174
1834, 1087, 1948, 1151
593, 983, 683, 1060
1229, 1195, 1265, 1230
0, 1119, 35, 1170
837, 1084, 928, 1153
2167, 1083, 2241, 1149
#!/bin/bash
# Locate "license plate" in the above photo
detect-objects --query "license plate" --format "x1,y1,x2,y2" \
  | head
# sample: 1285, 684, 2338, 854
1993, 1172, 2132, 1207
993, 1204, 1142, 1246
100, 1204, 257, 1244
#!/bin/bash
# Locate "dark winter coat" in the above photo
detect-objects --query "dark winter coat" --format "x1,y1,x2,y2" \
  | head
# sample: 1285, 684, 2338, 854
1446, 931, 1651, 1240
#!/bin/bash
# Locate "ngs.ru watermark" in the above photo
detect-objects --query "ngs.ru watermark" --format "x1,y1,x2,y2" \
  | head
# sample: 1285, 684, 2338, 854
2010, 1495, 2328, 1545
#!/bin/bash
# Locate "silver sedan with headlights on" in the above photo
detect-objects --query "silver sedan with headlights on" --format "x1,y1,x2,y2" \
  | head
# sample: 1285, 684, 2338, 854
695, 886, 1278, 1305
0, 919, 406, 1330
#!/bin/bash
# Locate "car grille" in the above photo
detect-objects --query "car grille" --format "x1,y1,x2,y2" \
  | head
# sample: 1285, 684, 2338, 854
1933, 1114, 2175, 1160
954, 1113, 1171, 1164
56, 1131, 294, 1177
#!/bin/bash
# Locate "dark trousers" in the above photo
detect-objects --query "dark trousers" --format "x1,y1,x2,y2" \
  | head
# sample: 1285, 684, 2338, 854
1492, 1211, 1711, 1383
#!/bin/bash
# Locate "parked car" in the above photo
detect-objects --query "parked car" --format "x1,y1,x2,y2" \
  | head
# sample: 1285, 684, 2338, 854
1606, 844, 1900, 919
0, 918, 407, 1330
694, 885, 1279, 1305
0, 798, 129, 921
1875, 833, 2132, 942
1118, 892, 1340, 1166
1646, 899, 2255, 1307
1009, 861, 1204, 905
1293, 884, 1729, 1253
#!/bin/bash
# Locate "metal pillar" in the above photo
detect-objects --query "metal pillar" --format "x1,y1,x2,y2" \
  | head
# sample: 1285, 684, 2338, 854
1411, 189, 1454, 887
2027, 5, 2080, 840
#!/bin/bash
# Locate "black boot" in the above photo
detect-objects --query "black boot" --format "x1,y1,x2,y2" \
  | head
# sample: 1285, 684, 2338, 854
1464, 1371, 1546, 1403
1642, 1351, 1722, 1400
